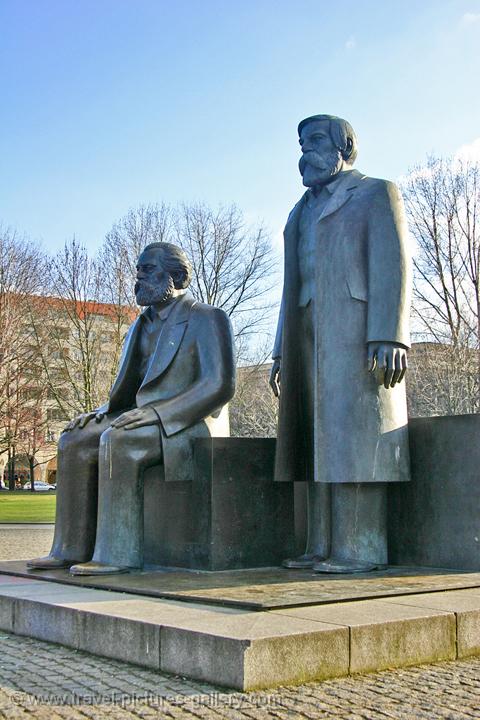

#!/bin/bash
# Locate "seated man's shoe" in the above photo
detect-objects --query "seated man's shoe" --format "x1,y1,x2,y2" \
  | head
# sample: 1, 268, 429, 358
282, 553, 325, 569
27, 555, 72, 570
312, 557, 380, 574
70, 561, 130, 576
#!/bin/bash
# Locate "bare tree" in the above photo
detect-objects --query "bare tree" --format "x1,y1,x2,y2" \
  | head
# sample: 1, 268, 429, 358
97, 205, 173, 383
403, 157, 480, 345
99, 203, 173, 309
0, 226, 44, 489
101, 203, 279, 364
31, 238, 126, 419
407, 341, 479, 416
174, 203, 277, 359
402, 156, 480, 414
230, 361, 278, 437
14, 386, 56, 491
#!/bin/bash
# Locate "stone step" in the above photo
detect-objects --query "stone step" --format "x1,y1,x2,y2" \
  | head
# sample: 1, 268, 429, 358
0, 573, 479, 690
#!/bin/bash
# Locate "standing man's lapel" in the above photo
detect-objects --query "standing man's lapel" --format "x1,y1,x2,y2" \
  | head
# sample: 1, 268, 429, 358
317, 169, 365, 222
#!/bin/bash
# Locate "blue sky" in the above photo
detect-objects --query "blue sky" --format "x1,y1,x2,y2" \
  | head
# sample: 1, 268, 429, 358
1, 0, 479, 255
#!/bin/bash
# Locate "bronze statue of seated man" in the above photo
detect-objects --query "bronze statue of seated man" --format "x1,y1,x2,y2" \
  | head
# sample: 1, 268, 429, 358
28, 242, 235, 575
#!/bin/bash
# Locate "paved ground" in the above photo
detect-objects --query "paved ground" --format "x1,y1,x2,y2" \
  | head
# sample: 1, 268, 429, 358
0, 527, 53, 561
0, 526, 479, 719
0, 524, 55, 531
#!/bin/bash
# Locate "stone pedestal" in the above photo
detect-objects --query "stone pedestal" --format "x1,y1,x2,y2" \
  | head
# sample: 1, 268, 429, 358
143, 437, 295, 570
287, 414, 480, 572
388, 413, 480, 571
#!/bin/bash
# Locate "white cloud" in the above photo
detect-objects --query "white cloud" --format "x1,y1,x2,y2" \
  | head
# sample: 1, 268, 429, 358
345, 36, 356, 51
454, 137, 480, 164
460, 12, 480, 25
398, 138, 480, 185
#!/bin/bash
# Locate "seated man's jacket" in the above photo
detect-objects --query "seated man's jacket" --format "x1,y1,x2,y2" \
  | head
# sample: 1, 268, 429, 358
104, 293, 236, 481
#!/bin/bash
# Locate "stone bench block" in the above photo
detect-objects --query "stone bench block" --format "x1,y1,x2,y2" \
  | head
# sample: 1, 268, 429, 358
143, 438, 295, 571
388, 414, 480, 571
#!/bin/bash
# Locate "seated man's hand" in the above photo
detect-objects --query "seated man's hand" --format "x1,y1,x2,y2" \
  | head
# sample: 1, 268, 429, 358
110, 407, 158, 431
62, 411, 105, 433
367, 342, 408, 389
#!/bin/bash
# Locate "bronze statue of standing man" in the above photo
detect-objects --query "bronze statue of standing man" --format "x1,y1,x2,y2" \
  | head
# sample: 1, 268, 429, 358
270, 114, 412, 573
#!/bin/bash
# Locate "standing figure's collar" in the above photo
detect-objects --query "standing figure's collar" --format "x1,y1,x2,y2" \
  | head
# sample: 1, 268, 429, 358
308, 168, 354, 198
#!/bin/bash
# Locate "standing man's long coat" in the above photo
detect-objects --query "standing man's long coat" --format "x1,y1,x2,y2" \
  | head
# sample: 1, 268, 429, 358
274, 169, 412, 485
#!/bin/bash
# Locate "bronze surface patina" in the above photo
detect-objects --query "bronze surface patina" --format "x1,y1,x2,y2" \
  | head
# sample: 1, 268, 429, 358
4, 561, 480, 610
270, 115, 412, 573
28, 242, 236, 575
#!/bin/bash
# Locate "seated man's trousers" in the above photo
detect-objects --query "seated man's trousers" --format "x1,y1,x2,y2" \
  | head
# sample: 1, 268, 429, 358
50, 412, 163, 568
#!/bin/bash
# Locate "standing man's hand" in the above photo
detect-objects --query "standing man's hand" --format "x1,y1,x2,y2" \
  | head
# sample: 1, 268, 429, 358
367, 342, 408, 389
269, 358, 281, 397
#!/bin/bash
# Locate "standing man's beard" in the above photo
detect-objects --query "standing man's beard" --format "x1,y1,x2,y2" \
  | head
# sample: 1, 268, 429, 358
134, 275, 175, 306
299, 149, 344, 187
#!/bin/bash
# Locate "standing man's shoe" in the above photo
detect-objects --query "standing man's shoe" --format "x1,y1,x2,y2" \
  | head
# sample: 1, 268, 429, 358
312, 558, 379, 573
27, 556, 72, 570
70, 561, 130, 576
282, 553, 325, 569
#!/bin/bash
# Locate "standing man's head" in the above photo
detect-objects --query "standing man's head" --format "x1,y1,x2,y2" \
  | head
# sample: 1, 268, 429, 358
298, 114, 358, 189
135, 242, 192, 307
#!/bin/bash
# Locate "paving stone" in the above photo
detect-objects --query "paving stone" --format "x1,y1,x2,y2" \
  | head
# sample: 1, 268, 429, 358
274, 599, 456, 673
0, 579, 350, 689
13, 598, 81, 649
0, 593, 14, 632
78, 611, 161, 670
1, 528, 480, 717
160, 613, 349, 690
381, 588, 480, 659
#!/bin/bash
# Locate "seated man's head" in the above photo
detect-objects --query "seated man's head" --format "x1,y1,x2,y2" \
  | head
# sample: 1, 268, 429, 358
298, 114, 358, 188
135, 242, 192, 307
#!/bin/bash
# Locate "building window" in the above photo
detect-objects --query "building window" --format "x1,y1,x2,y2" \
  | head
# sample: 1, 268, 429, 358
47, 408, 69, 422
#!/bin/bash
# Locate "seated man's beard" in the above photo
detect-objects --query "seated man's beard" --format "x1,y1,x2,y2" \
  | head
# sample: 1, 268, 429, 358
299, 149, 343, 184
135, 275, 175, 306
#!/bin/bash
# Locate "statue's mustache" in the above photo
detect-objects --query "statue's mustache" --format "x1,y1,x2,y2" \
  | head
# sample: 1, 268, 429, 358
300, 151, 327, 172
135, 279, 159, 293
299, 149, 343, 179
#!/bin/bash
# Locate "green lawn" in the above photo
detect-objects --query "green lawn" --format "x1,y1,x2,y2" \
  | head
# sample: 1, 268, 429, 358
0, 492, 56, 523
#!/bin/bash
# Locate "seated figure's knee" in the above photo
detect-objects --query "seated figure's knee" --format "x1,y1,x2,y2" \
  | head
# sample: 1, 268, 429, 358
99, 425, 116, 448
58, 421, 103, 458
57, 428, 82, 453
99, 424, 160, 465
99, 426, 129, 456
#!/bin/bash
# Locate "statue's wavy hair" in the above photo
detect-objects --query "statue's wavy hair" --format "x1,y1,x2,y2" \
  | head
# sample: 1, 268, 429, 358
297, 114, 358, 165
143, 242, 192, 289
